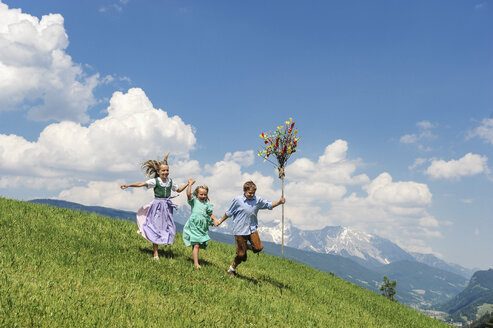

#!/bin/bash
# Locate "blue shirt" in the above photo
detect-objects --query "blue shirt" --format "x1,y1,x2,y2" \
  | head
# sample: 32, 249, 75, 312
225, 195, 273, 235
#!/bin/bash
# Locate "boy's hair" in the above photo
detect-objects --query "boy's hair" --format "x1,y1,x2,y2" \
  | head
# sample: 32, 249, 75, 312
193, 185, 209, 201
141, 153, 169, 178
243, 181, 257, 192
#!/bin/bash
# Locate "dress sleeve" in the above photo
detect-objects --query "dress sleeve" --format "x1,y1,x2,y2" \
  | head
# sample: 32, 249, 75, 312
171, 179, 179, 192
187, 195, 195, 207
145, 178, 156, 189
205, 203, 214, 216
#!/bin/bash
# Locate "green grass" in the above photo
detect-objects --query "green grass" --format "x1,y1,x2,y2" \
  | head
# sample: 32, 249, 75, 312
0, 197, 449, 327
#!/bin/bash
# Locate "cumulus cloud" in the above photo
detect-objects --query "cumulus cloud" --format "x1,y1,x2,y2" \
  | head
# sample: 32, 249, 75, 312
425, 153, 489, 179
223, 150, 255, 167
286, 139, 370, 185
0, 2, 99, 122
469, 118, 493, 145
0, 88, 196, 179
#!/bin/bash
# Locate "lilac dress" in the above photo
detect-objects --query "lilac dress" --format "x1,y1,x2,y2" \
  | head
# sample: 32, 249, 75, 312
136, 177, 178, 245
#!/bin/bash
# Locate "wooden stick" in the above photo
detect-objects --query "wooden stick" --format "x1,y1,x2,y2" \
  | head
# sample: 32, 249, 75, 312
281, 174, 285, 255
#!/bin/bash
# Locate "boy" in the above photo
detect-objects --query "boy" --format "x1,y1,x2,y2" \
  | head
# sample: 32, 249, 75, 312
217, 181, 285, 276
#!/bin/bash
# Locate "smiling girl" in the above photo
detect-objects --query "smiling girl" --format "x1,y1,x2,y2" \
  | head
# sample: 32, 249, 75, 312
120, 154, 190, 260
182, 179, 219, 268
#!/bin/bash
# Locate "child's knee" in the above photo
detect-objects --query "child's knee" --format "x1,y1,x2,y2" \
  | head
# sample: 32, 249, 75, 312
252, 245, 263, 253
237, 249, 247, 260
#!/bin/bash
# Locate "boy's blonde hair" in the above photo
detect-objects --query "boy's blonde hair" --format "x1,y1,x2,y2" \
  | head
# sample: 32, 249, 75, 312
193, 185, 209, 201
141, 153, 169, 178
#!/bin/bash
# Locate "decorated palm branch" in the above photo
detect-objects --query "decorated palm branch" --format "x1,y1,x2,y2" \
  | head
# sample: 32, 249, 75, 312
258, 118, 299, 254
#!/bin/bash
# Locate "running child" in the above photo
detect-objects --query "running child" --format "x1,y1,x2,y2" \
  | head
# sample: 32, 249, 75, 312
120, 153, 190, 259
182, 179, 219, 268
217, 180, 285, 276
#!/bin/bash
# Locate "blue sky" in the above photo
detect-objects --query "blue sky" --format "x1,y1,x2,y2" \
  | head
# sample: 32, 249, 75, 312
0, 0, 492, 270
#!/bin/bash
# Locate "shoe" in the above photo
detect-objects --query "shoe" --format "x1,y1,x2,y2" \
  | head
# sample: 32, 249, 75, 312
226, 269, 237, 277
153, 255, 159, 260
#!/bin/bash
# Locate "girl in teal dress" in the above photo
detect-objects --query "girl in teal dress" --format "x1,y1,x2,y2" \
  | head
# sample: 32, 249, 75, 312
182, 179, 219, 268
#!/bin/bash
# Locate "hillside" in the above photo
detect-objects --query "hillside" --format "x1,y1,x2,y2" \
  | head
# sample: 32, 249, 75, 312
436, 269, 493, 324
0, 197, 448, 327
27, 198, 466, 308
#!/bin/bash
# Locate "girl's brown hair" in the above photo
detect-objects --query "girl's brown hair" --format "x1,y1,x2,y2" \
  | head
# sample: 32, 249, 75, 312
193, 185, 209, 201
141, 153, 169, 178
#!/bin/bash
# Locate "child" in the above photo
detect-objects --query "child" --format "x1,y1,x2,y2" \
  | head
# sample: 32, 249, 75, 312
182, 179, 219, 268
120, 154, 190, 260
217, 180, 285, 276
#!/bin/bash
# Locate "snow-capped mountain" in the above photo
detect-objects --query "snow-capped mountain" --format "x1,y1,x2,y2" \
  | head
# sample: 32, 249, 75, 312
257, 220, 416, 268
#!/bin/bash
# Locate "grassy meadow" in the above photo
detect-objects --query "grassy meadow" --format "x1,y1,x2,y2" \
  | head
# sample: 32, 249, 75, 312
0, 197, 449, 327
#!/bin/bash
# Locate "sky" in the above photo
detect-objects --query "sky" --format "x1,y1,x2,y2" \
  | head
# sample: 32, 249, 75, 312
0, 0, 492, 270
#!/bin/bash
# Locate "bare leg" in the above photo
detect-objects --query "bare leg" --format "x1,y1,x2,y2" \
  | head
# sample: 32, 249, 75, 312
153, 243, 159, 259
193, 244, 201, 268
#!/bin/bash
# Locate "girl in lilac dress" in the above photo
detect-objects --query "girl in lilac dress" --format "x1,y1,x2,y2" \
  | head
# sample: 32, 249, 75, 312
121, 154, 191, 259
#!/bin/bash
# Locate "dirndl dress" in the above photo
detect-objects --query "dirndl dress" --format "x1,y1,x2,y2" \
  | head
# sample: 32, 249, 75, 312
136, 178, 177, 245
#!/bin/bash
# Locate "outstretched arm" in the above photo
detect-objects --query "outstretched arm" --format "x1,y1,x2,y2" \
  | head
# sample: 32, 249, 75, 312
186, 179, 195, 200
176, 181, 190, 193
120, 182, 147, 190
216, 213, 229, 226
271, 196, 286, 209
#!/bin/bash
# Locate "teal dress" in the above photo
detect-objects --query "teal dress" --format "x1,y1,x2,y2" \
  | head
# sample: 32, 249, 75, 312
182, 195, 214, 248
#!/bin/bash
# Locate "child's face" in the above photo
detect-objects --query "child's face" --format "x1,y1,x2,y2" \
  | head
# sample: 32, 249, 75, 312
244, 187, 256, 200
158, 165, 169, 180
197, 188, 208, 202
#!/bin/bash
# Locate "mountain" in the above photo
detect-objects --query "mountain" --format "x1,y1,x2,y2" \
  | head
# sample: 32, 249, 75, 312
29, 199, 468, 309
258, 220, 472, 279
258, 220, 416, 267
410, 252, 475, 280
435, 269, 493, 324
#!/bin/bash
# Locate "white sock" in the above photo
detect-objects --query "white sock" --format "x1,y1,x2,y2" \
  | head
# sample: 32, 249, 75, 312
228, 265, 236, 272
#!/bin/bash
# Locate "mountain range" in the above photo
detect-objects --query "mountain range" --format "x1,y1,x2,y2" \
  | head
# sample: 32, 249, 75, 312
29, 199, 473, 309
258, 219, 475, 279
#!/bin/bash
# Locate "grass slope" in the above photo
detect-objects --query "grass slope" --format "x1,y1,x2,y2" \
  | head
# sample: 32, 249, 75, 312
0, 197, 448, 327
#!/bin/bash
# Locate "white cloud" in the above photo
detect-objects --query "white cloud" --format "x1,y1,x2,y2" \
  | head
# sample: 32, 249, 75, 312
469, 118, 493, 144
425, 153, 488, 179
364, 172, 432, 206
0, 2, 100, 122
0, 88, 196, 178
409, 157, 428, 170
399, 120, 436, 147
286, 139, 370, 185
223, 150, 254, 167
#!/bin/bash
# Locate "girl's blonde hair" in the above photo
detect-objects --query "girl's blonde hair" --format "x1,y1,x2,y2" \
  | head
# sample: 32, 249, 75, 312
141, 153, 169, 178
193, 185, 209, 201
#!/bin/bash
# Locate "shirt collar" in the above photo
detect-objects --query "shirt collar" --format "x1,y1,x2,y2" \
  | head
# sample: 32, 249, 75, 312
242, 194, 256, 201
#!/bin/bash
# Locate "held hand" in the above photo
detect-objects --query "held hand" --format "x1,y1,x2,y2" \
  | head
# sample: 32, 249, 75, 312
188, 178, 195, 185
120, 184, 128, 190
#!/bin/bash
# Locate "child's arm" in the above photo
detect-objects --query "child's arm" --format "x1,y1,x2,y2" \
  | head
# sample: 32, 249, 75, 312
211, 214, 220, 227
216, 213, 229, 226
186, 179, 195, 200
120, 182, 147, 190
176, 181, 190, 193
271, 196, 286, 209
